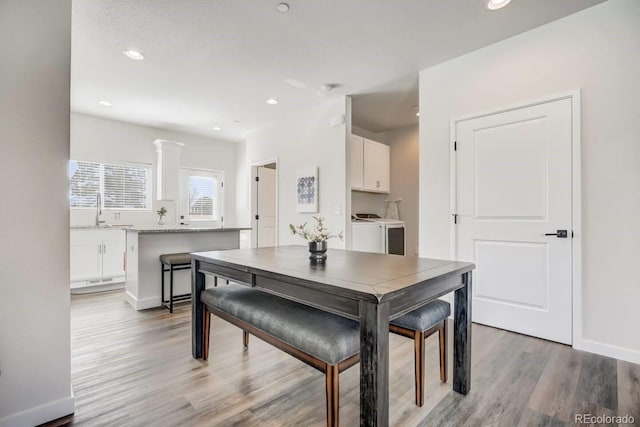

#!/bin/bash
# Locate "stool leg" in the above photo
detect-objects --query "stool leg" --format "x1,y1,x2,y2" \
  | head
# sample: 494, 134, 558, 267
169, 265, 174, 313
325, 364, 339, 427
243, 331, 249, 348
440, 319, 448, 383
414, 330, 425, 407
161, 262, 165, 308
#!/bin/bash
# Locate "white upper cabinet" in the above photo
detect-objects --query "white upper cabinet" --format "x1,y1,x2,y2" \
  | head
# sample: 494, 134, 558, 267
350, 135, 390, 193
350, 135, 364, 190
153, 139, 185, 201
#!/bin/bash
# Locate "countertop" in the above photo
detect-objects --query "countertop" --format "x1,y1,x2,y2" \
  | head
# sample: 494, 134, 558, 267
71, 225, 250, 234
125, 226, 251, 234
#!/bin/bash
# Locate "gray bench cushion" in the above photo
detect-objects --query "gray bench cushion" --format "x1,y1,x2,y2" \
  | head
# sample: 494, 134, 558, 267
201, 284, 360, 365
160, 253, 192, 266
391, 300, 450, 332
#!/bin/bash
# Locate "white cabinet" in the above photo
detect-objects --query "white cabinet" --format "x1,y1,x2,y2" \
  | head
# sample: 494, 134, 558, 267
351, 222, 385, 253
350, 135, 364, 189
350, 135, 390, 193
153, 139, 184, 201
70, 229, 126, 289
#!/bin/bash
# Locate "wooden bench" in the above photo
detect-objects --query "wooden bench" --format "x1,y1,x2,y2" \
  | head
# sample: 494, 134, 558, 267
201, 284, 360, 427
390, 299, 450, 407
201, 285, 451, 424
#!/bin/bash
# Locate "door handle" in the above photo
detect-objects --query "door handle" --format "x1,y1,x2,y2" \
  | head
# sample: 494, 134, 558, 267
545, 230, 568, 238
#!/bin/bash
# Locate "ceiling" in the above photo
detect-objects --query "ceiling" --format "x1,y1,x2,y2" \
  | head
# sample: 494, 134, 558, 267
71, 0, 607, 140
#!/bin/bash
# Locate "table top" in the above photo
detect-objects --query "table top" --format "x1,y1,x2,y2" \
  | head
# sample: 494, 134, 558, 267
191, 245, 474, 303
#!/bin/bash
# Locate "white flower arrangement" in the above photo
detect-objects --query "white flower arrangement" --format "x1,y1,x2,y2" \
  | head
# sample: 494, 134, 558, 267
289, 216, 344, 243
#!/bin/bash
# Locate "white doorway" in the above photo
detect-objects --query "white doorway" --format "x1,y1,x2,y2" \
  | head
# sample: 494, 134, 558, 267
452, 93, 581, 345
251, 161, 277, 248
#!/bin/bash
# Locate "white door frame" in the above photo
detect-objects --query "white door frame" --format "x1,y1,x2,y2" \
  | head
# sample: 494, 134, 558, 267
449, 90, 582, 348
251, 158, 279, 248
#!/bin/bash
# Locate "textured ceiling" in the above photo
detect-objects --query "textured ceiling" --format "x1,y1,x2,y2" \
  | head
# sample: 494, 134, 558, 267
71, 0, 607, 140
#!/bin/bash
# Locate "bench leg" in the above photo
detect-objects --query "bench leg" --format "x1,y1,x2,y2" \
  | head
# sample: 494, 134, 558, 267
414, 330, 425, 407
243, 330, 249, 348
202, 306, 211, 360
440, 319, 448, 383
326, 364, 339, 427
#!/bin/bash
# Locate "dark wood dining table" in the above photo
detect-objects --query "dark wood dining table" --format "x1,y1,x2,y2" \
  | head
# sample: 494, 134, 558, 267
190, 245, 474, 427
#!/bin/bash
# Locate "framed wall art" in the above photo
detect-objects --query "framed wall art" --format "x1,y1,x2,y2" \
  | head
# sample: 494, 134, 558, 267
296, 167, 318, 213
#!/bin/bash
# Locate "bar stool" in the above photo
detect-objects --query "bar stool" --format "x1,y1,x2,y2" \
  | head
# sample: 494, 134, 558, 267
390, 299, 450, 407
160, 252, 192, 313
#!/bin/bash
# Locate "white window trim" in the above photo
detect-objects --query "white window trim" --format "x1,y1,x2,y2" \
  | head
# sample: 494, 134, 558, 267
179, 167, 224, 226
69, 160, 153, 211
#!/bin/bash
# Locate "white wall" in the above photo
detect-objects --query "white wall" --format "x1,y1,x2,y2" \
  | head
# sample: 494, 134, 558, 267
70, 113, 240, 227
380, 125, 419, 255
0, 1, 74, 425
419, 0, 640, 362
245, 98, 348, 248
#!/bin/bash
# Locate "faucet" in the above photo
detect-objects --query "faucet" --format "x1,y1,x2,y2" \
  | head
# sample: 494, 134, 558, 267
95, 192, 105, 226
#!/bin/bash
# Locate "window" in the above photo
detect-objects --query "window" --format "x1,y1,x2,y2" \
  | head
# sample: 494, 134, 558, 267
180, 168, 223, 223
69, 160, 152, 210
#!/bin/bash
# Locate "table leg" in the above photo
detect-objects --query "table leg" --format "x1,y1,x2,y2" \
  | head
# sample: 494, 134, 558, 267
359, 300, 389, 427
192, 259, 205, 358
453, 271, 472, 394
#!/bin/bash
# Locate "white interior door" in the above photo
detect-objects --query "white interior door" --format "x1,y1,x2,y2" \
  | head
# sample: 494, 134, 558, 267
257, 166, 277, 247
455, 97, 573, 344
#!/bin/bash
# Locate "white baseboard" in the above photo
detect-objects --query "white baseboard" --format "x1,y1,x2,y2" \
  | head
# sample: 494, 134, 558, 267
124, 290, 159, 310
574, 338, 640, 365
0, 395, 74, 427
71, 282, 124, 294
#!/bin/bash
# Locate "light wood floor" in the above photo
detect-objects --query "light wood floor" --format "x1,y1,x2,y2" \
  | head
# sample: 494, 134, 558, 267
56, 290, 639, 426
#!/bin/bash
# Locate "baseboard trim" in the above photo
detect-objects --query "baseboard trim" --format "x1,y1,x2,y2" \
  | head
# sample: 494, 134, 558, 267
124, 290, 159, 311
574, 338, 640, 365
0, 395, 74, 427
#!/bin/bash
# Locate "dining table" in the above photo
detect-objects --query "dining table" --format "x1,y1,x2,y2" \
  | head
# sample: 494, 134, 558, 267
190, 245, 475, 427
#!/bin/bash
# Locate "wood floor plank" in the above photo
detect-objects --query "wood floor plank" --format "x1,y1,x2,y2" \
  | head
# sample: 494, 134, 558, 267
528, 343, 583, 423
573, 352, 618, 413
617, 360, 640, 420
55, 290, 640, 427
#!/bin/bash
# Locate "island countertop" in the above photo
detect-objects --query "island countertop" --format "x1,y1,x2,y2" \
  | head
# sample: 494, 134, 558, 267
125, 226, 251, 234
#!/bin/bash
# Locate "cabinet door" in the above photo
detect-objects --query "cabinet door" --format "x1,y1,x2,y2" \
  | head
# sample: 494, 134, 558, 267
70, 239, 102, 282
101, 231, 126, 280
351, 223, 385, 253
363, 139, 390, 192
350, 135, 364, 189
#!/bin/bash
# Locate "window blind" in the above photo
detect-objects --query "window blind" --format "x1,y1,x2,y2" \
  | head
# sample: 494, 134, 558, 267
69, 160, 151, 210
188, 175, 217, 219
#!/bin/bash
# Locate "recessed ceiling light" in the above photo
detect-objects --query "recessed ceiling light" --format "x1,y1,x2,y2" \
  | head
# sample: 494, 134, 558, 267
266, 98, 279, 105
486, 0, 511, 10
98, 100, 112, 107
277, 3, 290, 13
123, 49, 145, 60
212, 126, 222, 131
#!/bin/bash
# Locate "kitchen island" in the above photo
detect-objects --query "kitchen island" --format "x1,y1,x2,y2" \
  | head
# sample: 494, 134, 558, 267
125, 226, 249, 310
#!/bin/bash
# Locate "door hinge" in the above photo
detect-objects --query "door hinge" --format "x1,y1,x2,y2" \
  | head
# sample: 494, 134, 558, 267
221, 216, 224, 222
221, 181, 224, 188
453, 214, 458, 224
255, 214, 259, 220
454, 141, 457, 151
255, 176, 260, 182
